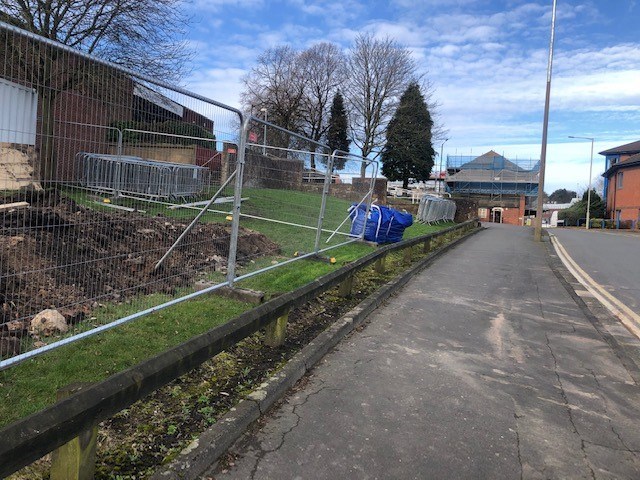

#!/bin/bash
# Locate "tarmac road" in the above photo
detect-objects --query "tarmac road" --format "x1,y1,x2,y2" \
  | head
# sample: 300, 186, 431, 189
550, 227, 640, 315
206, 223, 640, 479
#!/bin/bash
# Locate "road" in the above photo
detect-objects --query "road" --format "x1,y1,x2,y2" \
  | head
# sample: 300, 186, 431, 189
551, 228, 640, 315
206, 224, 640, 479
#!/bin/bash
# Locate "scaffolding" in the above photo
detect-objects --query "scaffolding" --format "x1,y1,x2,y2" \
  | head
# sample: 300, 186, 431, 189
446, 151, 540, 201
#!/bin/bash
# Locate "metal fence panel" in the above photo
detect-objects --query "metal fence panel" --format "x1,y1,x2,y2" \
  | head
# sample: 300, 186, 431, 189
0, 21, 244, 367
417, 195, 456, 224
0, 22, 380, 368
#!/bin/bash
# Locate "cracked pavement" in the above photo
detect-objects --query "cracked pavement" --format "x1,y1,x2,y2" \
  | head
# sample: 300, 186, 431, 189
207, 223, 640, 479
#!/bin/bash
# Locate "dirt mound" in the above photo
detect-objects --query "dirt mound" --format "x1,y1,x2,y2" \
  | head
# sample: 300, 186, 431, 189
0, 190, 279, 352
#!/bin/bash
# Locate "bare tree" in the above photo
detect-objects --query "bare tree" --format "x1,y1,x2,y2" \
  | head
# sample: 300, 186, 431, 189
0, 0, 190, 80
241, 45, 307, 150
344, 34, 417, 176
297, 43, 345, 168
0, 0, 191, 182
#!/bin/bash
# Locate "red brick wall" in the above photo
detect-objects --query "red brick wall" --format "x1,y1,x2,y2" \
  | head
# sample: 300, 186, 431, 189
473, 195, 525, 225
606, 165, 640, 222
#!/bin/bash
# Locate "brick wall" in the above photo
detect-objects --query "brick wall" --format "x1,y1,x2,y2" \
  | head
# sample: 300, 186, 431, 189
458, 194, 525, 225
606, 164, 640, 222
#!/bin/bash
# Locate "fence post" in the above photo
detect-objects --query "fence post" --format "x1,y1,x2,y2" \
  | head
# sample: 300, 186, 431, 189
265, 311, 289, 347
226, 116, 249, 287
403, 246, 413, 265
338, 274, 354, 298
374, 253, 387, 274
50, 383, 97, 480
314, 151, 335, 254
423, 238, 432, 253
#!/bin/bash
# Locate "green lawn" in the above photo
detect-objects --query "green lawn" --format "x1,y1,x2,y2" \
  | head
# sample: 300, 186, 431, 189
0, 186, 452, 427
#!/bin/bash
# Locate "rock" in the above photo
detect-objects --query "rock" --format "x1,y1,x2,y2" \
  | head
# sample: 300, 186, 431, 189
29, 309, 69, 337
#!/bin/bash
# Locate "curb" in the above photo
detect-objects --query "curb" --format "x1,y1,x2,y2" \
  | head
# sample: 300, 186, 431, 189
153, 227, 483, 479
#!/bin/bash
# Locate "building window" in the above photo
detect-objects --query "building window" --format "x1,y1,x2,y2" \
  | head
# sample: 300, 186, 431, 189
617, 172, 624, 189
478, 208, 488, 218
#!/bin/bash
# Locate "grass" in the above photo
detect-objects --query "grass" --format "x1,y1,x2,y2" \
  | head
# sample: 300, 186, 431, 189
0, 186, 453, 428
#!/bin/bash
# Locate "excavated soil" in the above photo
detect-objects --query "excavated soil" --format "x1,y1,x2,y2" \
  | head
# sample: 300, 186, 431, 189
0, 189, 278, 356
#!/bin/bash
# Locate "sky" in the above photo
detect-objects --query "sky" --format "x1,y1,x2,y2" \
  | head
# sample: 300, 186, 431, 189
182, 0, 640, 194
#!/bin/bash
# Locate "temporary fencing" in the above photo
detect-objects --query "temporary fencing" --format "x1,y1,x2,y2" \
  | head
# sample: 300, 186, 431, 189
0, 21, 379, 369
77, 153, 211, 199
417, 195, 457, 224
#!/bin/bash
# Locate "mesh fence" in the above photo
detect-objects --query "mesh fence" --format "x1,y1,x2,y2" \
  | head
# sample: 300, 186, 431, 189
0, 22, 241, 366
0, 22, 379, 368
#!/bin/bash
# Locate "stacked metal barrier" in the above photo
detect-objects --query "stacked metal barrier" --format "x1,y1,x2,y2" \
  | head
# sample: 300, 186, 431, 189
77, 152, 210, 199
417, 195, 457, 224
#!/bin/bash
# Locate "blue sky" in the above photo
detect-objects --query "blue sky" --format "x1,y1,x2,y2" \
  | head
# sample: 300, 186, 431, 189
183, 0, 639, 194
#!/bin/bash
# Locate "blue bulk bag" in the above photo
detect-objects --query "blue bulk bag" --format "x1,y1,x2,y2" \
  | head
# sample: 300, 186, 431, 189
348, 204, 413, 243
386, 209, 413, 243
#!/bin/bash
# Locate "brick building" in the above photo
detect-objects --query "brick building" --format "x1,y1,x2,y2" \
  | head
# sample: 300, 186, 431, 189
600, 140, 640, 225
446, 151, 539, 226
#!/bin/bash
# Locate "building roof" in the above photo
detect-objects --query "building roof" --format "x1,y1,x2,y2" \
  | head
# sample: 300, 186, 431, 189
458, 150, 526, 172
598, 140, 640, 156
602, 153, 640, 178
447, 168, 538, 184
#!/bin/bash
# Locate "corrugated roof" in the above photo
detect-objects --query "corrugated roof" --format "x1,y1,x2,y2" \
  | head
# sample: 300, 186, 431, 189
598, 140, 640, 156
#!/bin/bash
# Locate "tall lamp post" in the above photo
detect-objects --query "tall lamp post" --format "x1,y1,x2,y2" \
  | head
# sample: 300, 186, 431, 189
534, 0, 557, 242
439, 138, 449, 193
568, 135, 595, 229
260, 107, 267, 155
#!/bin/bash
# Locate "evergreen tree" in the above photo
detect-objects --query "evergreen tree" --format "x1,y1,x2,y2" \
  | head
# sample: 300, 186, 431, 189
381, 83, 435, 188
326, 92, 350, 171
549, 188, 577, 203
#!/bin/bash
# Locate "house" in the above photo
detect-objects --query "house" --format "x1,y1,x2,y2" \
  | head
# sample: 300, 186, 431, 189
446, 151, 539, 225
0, 35, 217, 186
600, 140, 640, 225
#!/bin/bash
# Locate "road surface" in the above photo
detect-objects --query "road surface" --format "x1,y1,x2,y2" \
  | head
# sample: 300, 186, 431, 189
551, 228, 640, 315
206, 224, 640, 480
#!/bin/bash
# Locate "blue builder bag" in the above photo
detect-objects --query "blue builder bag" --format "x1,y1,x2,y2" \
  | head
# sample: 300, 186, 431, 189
348, 204, 413, 243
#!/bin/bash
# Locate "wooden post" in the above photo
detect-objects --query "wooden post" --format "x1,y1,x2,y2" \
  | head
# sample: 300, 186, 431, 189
374, 254, 387, 274
50, 384, 97, 480
423, 238, 432, 253
403, 246, 412, 265
337, 274, 354, 298
265, 310, 289, 347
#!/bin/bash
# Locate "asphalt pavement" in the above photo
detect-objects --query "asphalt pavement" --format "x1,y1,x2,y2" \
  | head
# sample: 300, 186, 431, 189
551, 227, 640, 314
207, 223, 640, 480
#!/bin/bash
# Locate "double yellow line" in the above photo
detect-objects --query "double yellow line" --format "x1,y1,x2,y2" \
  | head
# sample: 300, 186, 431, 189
550, 234, 640, 339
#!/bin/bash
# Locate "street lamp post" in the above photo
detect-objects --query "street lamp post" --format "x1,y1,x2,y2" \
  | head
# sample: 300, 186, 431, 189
534, 0, 558, 242
568, 135, 595, 229
260, 107, 267, 155
439, 138, 449, 193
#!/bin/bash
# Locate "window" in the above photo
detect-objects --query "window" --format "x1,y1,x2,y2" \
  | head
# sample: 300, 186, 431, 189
478, 208, 488, 218
617, 172, 624, 189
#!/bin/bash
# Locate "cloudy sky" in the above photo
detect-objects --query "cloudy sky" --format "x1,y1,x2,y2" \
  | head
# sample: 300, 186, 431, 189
183, 0, 639, 193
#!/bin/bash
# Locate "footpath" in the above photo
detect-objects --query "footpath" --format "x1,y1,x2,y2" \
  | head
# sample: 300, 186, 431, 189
205, 223, 640, 479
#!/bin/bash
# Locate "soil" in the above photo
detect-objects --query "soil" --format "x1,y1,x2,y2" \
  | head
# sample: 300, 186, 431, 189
0, 189, 278, 357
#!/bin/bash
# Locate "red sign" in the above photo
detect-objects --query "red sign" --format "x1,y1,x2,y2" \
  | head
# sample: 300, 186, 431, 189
248, 131, 258, 142
227, 148, 237, 154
